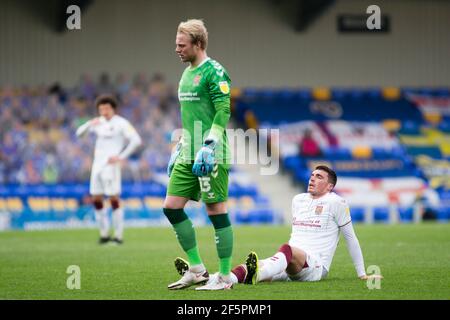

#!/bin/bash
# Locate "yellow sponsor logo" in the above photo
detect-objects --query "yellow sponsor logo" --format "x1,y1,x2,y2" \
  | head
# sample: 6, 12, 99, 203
219, 81, 230, 94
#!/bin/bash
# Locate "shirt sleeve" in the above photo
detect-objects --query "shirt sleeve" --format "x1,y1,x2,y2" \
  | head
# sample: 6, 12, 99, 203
335, 198, 352, 227
340, 222, 366, 277
206, 66, 231, 142
76, 119, 93, 137
118, 120, 142, 160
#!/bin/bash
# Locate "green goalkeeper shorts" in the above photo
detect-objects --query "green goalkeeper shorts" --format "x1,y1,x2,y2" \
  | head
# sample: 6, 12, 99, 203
167, 162, 229, 203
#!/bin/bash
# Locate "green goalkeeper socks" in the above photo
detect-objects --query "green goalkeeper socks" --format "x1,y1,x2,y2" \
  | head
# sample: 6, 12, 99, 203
163, 209, 234, 274
163, 208, 203, 266
209, 214, 234, 275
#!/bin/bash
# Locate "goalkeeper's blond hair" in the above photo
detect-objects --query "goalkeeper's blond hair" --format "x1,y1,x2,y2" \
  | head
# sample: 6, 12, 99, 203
177, 19, 208, 50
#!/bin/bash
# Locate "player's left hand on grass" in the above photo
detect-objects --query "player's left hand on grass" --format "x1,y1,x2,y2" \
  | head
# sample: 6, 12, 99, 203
192, 139, 217, 177
359, 274, 383, 280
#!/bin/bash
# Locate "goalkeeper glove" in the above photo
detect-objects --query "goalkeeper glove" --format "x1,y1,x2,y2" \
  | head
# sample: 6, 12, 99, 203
192, 139, 217, 177
167, 141, 182, 177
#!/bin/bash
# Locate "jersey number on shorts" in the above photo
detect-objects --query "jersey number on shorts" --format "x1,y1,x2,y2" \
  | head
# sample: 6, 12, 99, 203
199, 177, 211, 192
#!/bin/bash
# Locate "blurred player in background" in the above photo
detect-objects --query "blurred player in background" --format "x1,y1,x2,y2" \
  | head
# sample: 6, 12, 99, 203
164, 19, 234, 291
76, 95, 142, 245
175, 165, 383, 284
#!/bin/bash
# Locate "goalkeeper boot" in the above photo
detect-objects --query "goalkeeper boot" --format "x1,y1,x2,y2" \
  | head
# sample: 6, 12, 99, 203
244, 251, 259, 285
174, 257, 190, 276
195, 274, 233, 291
168, 266, 209, 290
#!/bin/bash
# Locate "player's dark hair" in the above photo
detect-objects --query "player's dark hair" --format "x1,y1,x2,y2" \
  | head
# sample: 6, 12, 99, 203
315, 165, 337, 187
95, 94, 118, 110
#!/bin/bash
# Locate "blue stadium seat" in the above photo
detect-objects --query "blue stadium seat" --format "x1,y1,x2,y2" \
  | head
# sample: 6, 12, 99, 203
323, 146, 352, 160
437, 207, 450, 222
418, 88, 433, 96
0, 185, 12, 197
406, 146, 442, 159
248, 209, 274, 224
350, 207, 365, 222
297, 89, 311, 99
401, 87, 417, 96
435, 88, 450, 97
367, 88, 381, 99
398, 207, 413, 222
371, 147, 389, 159
438, 121, 450, 133
283, 155, 302, 172
242, 88, 259, 99
260, 89, 277, 100
374, 207, 390, 223
279, 89, 296, 100
234, 210, 250, 224
331, 88, 347, 100
349, 89, 364, 100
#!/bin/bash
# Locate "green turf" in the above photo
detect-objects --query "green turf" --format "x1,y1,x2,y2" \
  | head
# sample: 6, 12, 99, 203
0, 223, 449, 300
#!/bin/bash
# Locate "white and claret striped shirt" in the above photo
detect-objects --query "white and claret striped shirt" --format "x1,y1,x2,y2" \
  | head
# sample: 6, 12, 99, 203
289, 192, 366, 277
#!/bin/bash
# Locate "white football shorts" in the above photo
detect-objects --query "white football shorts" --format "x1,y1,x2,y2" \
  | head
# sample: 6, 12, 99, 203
287, 246, 328, 282
89, 164, 121, 196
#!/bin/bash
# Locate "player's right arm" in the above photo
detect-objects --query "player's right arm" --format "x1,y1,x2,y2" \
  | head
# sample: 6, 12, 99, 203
76, 118, 100, 138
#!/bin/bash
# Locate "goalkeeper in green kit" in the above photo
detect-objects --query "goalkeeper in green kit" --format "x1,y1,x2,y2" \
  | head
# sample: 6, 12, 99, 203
164, 19, 233, 290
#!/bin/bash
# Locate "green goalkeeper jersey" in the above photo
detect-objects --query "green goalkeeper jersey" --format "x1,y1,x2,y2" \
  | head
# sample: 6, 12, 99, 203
177, 57, 231, 165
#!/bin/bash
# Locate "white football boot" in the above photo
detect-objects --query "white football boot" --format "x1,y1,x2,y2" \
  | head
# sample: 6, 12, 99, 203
195, 274, 233, 291
167, 257, 209, 290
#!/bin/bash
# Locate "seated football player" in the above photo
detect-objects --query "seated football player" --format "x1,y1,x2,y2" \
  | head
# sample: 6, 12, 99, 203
172, 165, 383, 284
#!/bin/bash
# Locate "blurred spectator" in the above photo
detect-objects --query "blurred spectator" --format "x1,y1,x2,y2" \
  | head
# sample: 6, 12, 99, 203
0, 72, 180, 184
97, 72, 114, 95
48, 82, 68, 104
133, 72, 149, 92
76, 73, 96, 100
115, 73, 131, 97
43, 155, 59, 184
299, 129, 322, 158
414, 186, 440, 220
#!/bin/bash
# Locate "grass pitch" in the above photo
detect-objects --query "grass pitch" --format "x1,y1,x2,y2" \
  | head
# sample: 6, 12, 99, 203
0, 223, 449, 300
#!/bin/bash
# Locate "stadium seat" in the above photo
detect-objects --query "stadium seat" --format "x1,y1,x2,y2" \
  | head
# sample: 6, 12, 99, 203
435, 88, 450, 97
331, 88, 347, 99
367, 88, 381, 99
437, 207, 450, 222
277, 89, 295, 101
398, 207, 414, 222
349, 89, 364, 100
297, 88, 311, 99
234, 210, 250, 224
312, 87, 331, 100
350, 207, 365, 222
373, 207, 390, 223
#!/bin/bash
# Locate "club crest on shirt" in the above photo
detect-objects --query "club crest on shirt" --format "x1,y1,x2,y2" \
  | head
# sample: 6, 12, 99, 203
219, 81, 230, 94
315, 205, 323, 215
193, 75, 202, 86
